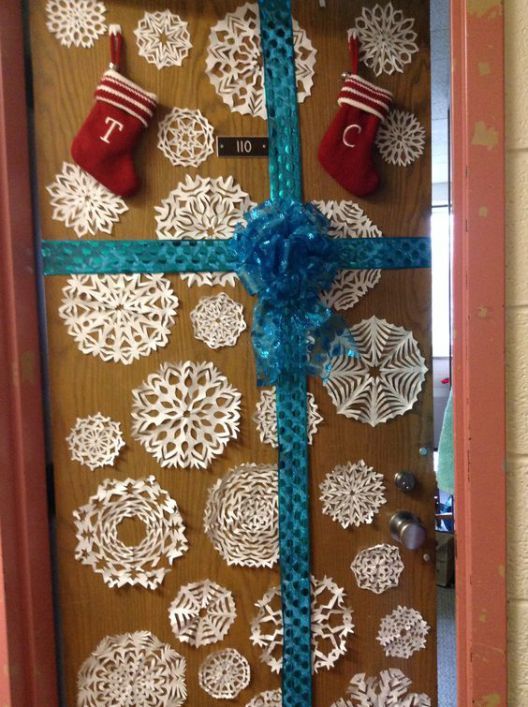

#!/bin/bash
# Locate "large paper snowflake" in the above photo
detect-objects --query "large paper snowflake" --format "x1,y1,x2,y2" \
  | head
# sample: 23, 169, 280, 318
376, 109, 426, 166
319, 460, 386, 529
190, 293, 247, 349
323, 316, 428, 426
377, 606, 430, 659
58, 274, 179, 365
66, 413, 124, 470
254, 388, 323, 448
250, 575, 354, 674
206, 2, 316, 119
198, 649, 251, 700
73, 476, 188, 589
77, 631, 187, 707
246, 690, 282, 706
353, 3, 419, 76
157, 108, 215, 168
204, 463, 278, 567
134, 10, 192, 69
331, 668, 431, 707
168, 580, 237, 647
350, 544, 404, 594
46, 0, 106, 48
47, 162, 128, 238
131, 361, 241, 469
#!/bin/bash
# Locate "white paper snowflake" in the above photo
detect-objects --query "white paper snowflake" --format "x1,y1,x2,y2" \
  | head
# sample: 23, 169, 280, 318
353, 3, 419, 76
350, 544, 404, 594
331, 668, 431, 707
198, 648, 251, 700
77, 631, 187, 707
376, 109, 426, 166
246, 690, 282, 707
377, 606, 430, 659
58, 274, 179, 365
46, 0, 106, 48
131, 361, 241, 470
190, 293, 247, 349
168, 580, 237, 647
157, 108, 214, 168
66, 413, 124, 470
250, 575, 354, 674
134, 10, 192, 69
204, 463, 278, 568
319, 460, 386, 529
73, 475, 188, 589
323, 316, 428, 426
206, 2, 316, 119
47, 162, 128, 238
254, 388, 323, 448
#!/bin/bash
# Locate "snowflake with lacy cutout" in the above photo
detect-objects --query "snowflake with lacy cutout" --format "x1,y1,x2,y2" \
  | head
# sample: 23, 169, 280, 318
376, 109, 426, 166
350, 543, 404, 594
254, 387, 323, 448
157, 108, 214, 168
46, 0, 106, 48
198, 649, 251, 700
246, 689, 282, 707
66, 413, 124, 470
190, 293, 247, 349
377, 606, 430, 659
134, 10, 192, 69
331, 668, 431, 707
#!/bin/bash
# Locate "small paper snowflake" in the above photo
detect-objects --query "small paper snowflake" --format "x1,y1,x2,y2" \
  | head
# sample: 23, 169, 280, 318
46, 0, 106, 48
47, 162, 128, 238
350, 544, 404, 594
73, 475, 188, 589
246, 690, 282, 707
66, 413, 124, 470
157, 108, 214, 168
377, 606, 430, 659
190, 293, 247, 349
198, 649, 251, 700
331, 668, 431, 707
134, 10, 192, 69
78, 631, 187, 707
376, 109, 426, 166
353, 2, 419, 76
168, 580, 237, 647
204, 463, 278, 568
319, 460, 386, 529
131, 361, 241, 470
250, 575, 354, 674
254, 388, 323, 448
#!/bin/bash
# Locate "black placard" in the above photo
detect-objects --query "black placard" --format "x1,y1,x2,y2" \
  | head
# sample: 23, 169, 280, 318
216, 136, 269, 157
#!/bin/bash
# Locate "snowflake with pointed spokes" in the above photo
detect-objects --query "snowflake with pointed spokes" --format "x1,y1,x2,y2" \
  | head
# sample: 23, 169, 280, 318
377, 605, 430, 659
331, 668, 431, 707
246, 689, 282, 706
350, 543, 404, 594
198, 649, 251, 700
46, 0, 106, 48
376, 109, 426, 166
157, 108, 214, 167
190, 293, 247, 349
320, 460, 386, 529
66, 413, 124, 470
135, 10, 192, 69
254, 387, 323, 448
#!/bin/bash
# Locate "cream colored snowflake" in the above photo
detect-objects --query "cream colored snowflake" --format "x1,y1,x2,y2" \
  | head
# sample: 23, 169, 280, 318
134, 10, 191, 69
66, 413, 124, 470
190, 293, 247, 349
46, 0, 106, 48
157, 108, 214, 168
198, 649, 251, 700
350, 544, 404, 594
246, 690, 282, 706
331, 668, 431, 707
377, 606, 430, 659
376, 109, 426, 166
254, 387, 323, 448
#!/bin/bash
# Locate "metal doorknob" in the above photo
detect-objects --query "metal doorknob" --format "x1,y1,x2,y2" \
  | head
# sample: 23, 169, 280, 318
389, 511, 427, 550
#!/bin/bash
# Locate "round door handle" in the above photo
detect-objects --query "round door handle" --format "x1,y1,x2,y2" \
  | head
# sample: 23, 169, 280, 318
389, 511, 427, 550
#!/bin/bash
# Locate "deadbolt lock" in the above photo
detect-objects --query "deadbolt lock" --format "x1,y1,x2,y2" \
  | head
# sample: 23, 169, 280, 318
394, 471, 417, 492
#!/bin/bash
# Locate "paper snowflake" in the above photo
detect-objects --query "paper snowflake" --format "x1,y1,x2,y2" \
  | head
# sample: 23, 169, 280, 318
246, 690, 282, 707
131, 361, 241, 469
157, 108, 214, 168
250, 575, 354, 674
376, 109, 426, 166
47, 162, 127, 238
168, 580, 237, 647
323, 316, 428, 426
134, 10, 192, 69
350, 544, 404, 594
377, 606, 430, 659
66, 413, 124, 470
73, 475, 188, 589
46, 0, 106, 48
331, 668, 431, 707
319, 460, 386, 529
78, 631, 187, 707
353, 2, 419, 76
190, 293, 247, 349
206, 2, 316, 119
204, 463, 278, 567
198, 649, 251, 700
254, 388, 323, 448
58, 274, 179, 365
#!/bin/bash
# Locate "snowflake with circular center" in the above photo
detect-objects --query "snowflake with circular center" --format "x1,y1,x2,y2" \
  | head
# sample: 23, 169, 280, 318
353, 2, 419, 76
134, 10, 192, 69
331, 668, 431, 707
246, 690, 282, 707
190, 293, 247, 349
58, 274, 179, 365
350, 543, 404, 594
47, 162, 128, 238
206, 2, 316, 119
377, 606, 430, 659
204, 463, 278, 567
73, 475, 188, 589
323, 316, 428, 426
66, 413, 124, 471
198, 648, 251, 700
131, 361, 241, 469
46, 0, 106, 48
376, 109, 426, 166
254, 387, 323, 448
157, 108, 214, 168
168, 580, 237, 647
250, 575, 355, 674
77, 631, 187, 707
319, 460, 386, 529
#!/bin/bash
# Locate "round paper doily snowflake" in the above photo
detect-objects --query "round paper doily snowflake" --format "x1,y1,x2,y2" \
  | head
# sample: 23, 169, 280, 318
353, 2, 419, 76
250, 575, 355, 674
134, 10, 192, 69
350, 543, 404, 594
254, 388, 323, 448
206, 2, 316, 119
46, 0, 107, 48
47, 162, 128, 238
74, 475, 188, 589
190, 293, 247, 349
319, 460, 386, 529
376, 109, 426, 166
66, 413, 124, 470
168, 580, 237, 647
198, 648, 251, 700
59, 274, 179, 365
331, 668, 431, 707
157, 108, 214, 168
131, 361, 241, 469
78, 631, 187, 707
246, 690, 282, 706
323, 316, 428, 426
377, 605, 430, 659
